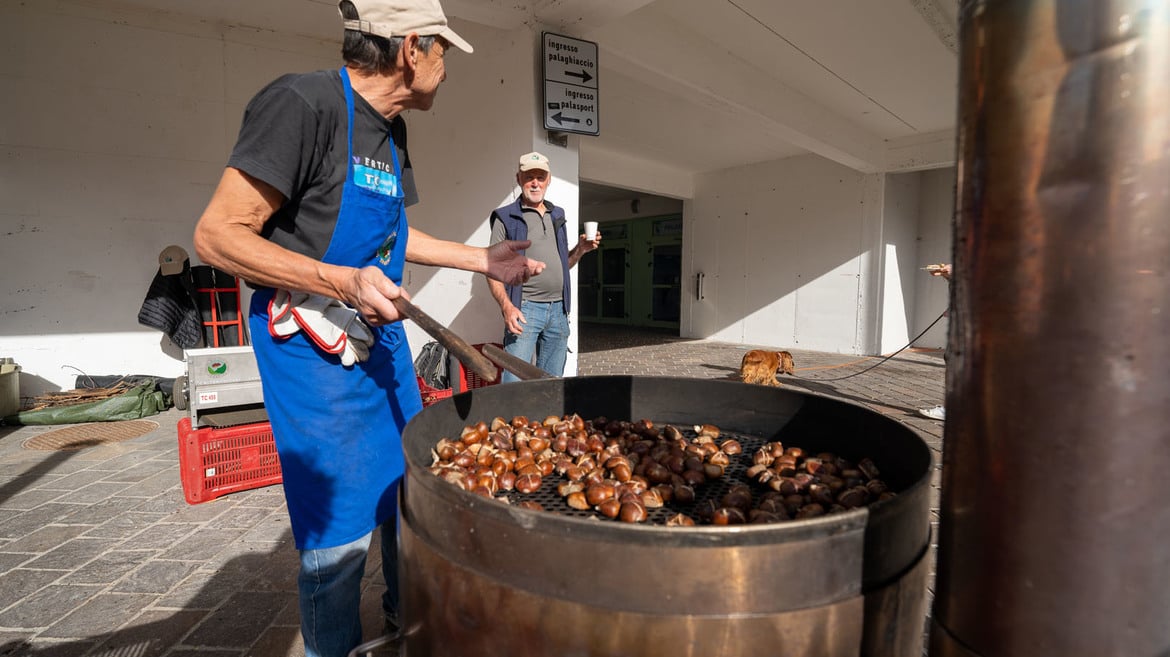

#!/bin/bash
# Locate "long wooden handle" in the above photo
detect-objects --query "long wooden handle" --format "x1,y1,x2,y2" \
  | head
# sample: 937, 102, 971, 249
392, 297, 498, 383
481, 343, 554, 381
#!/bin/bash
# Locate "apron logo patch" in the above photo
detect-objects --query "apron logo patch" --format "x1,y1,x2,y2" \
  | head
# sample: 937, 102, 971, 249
353, 164, 402, 197
377, 231, 398, 265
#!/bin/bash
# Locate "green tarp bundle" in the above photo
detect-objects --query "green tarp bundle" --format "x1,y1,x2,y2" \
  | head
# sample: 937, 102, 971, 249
2, 380, 169, 426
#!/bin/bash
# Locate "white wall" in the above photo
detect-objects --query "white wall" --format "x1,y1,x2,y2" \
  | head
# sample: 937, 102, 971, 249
0, 2, 579, 395
684, 154, 872, 353
0, 2, 342, 395
681, 155, 953, 355
876, 172, 922, 354
912, 167, 956, 348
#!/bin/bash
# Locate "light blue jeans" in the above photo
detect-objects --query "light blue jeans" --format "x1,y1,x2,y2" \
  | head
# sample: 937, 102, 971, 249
298, 519, 398, 657
502, 300, 569, 382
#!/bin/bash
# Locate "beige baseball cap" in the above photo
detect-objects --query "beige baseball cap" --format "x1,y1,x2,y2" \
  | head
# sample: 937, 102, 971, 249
340, 0, 473, 53
158, 245, 189, 276
518, 152, 551, 173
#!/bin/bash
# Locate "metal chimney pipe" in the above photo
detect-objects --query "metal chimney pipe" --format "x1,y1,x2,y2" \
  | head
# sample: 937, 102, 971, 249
929, 1, 1170, 656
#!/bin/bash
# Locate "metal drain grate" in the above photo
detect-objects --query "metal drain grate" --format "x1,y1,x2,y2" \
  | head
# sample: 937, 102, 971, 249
23, 420, 160, 451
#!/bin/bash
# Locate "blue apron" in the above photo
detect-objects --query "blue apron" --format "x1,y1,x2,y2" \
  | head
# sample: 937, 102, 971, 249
249, 68, 423, 550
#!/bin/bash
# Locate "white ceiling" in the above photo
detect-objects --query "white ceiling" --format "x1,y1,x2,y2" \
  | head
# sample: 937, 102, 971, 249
102, 0, 960, 197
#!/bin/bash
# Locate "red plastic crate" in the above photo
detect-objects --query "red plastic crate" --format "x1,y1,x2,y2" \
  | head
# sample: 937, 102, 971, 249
177, 417, 282, 504
417, 376, 454, 408
458, 342, 504, 391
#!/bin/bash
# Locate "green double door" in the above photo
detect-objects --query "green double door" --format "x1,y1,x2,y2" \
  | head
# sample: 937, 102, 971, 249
577, 215, 682, 329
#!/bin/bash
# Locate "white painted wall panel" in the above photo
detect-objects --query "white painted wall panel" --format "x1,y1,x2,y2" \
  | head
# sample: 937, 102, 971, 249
913, 167, 956, 348
878, 172, 921, 354
0, 2, 542, 395
685, 154, 870, 353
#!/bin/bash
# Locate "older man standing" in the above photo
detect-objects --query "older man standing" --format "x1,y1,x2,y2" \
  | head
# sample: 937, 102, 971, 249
193, 2, 544, 655
487, 152, 600, 380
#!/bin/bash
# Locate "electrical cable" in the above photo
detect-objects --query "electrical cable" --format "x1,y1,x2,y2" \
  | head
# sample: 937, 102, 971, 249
792, 309, 947, 382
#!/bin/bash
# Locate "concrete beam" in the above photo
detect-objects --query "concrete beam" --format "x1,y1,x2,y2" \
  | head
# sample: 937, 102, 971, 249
533, 0, 656, 32
442, 0, 531, 30
883, 128, 956, 172
595, 10, 886, 173
580, 142, 694, 200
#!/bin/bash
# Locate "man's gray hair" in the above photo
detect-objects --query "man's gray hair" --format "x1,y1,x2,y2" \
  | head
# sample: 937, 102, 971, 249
339, 0, 436, 75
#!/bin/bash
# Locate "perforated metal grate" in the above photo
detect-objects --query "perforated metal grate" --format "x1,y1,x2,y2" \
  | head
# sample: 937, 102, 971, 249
22, 420, 159, 451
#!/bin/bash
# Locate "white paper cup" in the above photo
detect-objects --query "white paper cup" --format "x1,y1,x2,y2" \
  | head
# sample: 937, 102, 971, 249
583, 221, 598, 240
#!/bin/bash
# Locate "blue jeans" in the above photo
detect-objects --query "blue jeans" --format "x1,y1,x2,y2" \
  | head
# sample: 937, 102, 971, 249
502, 300, 569, 382
298, 519, 398, 657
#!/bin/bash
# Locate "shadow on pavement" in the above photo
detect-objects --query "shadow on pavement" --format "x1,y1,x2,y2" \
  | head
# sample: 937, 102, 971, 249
0, 528, 302, 657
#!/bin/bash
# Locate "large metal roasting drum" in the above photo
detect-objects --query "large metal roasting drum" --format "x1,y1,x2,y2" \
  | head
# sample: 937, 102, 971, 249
399, 376, 933, 656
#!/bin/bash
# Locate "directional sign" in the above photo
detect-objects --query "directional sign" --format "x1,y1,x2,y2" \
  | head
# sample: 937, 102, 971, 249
542, 32, 599, 136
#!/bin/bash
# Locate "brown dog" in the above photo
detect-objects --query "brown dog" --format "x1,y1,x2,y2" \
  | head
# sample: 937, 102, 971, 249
739, 350, 795, 386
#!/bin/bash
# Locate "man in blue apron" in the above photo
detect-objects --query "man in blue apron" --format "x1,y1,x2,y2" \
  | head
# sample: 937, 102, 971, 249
193, 2, 544, 656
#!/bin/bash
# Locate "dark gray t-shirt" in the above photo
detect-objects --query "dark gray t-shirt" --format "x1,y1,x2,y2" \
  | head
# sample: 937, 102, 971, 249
490, 204, 563, 302
227, 69, 418, 264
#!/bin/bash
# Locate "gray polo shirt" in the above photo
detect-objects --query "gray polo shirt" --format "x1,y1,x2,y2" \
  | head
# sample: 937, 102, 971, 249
490, 205, 564, 302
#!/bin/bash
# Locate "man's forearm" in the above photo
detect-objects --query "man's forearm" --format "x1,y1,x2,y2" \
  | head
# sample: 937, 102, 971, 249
406, 227, 488, 274
487, 278, 511, 310
567, 246, 584, 268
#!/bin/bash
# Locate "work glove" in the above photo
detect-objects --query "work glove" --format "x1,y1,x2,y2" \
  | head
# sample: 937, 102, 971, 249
268, 290, 374, 367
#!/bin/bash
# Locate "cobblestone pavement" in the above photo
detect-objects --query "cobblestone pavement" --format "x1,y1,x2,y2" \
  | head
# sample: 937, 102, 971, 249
0, 325, 945, 656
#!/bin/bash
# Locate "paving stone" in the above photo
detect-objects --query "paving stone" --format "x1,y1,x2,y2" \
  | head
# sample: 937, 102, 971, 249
57, 499, 138, 526
112, 560, 197, 594
0, 551, 31, 575
132, 489, 189, 514
86, 609, 205, 657
0, 584, 103, 630
100, 460, 173, 484
0, 525, 90, 554
61, 550, 156, 586
184, 591, 290, 648
119, 523, 199, 551
156, 527, 246, 562
201, 541, 287, 581
155, 569, 237, 610
0, 637, 96, 657
167, 649, 240, 657
82, 512, 169, 540
0, 634, 34, 655
41, 592, 158, 638
88, 451, 158, 473
0, 490, 70, 513
1, 473, 65, 497
0, 568, 63, 612
23, 537, 119, 571
33, 469, 109, 492
163, 499, 233, 524
246, 544, 300, 593
248, 625, 303, 657
233, 486, 287, 509
54, 482, 133, 504
114, 470, 182, 499
215, 505, 277, 531
240, 514, 293, 543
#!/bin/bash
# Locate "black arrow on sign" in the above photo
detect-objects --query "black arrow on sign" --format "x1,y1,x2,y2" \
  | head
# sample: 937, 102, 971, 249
551, 112, 580, 125
564, 69, 593, 83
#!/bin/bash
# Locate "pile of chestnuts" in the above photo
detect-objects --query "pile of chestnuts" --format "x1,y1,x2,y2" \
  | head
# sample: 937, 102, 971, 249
428, 414, 894, 526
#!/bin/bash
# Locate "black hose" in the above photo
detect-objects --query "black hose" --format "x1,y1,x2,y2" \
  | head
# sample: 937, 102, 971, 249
795, 310, 947, 382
